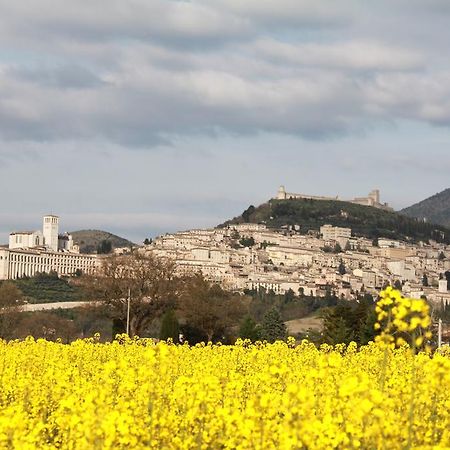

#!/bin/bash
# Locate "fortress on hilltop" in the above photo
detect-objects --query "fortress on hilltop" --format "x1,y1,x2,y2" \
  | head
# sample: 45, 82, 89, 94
276, 186, 393, 211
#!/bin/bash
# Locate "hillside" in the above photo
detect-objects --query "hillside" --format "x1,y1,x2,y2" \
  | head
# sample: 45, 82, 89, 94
70, 230, 135, 254
222, 198, 450, 244
400, 188, 450, 228
13, 272, 85, 304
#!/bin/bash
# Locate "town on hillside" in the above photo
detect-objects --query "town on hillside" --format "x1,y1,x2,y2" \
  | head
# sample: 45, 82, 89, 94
144, 222, 450, 306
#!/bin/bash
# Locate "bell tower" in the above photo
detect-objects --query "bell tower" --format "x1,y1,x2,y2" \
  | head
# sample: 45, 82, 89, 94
43, 215, 59, 252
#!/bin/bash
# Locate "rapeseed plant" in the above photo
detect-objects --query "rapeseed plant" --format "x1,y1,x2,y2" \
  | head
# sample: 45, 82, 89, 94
0, 288, 448, 449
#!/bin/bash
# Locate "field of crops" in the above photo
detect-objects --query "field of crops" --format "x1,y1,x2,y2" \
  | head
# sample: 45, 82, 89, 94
1, 287, 449, 449
0, 336, 449, 449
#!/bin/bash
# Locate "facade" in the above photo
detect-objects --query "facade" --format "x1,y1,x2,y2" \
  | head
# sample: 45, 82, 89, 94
9, 231, 44, 250
0, 248, 97, 280
277, 185, 338, 202
0, 215, 97, 280
320, 224, 352, 241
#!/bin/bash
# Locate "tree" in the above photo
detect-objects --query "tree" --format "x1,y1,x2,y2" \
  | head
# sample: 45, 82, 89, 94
81, 252, 183, 337
0, 282, 24, 339
159, 309, 180, 342
239, 316, 261, 342
438, 251, 446, 261
334, 243, 342, 254
239, 237, 255, 248
422, 273, 429, 287
323, 315, 354, 345
358, 308, 377, 345
241, 205, 255, 222
259, 308, 287, 343
97, 240, 112, 254
178, 275, 247, 343
338, 260, 346, 275
143, 238, 152, 246
283, 288, 296, 303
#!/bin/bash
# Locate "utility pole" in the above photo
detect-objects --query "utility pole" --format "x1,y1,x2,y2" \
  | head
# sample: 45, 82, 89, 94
438, 318, 442, 348
126, 288, 131, 336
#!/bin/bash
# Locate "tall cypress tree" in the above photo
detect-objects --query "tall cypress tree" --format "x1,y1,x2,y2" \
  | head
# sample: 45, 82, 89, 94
159, 309, 180, 342
260, 308, 287, 343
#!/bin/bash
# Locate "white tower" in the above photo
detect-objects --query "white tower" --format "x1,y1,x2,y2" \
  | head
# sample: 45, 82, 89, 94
43, 215, 59, 252
277, 185, 287, 200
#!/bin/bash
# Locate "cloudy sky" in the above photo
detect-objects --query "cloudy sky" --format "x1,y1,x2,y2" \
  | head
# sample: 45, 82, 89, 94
1, 0, 450, 244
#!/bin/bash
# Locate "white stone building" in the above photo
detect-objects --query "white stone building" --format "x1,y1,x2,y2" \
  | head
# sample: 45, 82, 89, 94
0, 248, 97, 280
320, 224, 352, 241
0, 215, 97, 280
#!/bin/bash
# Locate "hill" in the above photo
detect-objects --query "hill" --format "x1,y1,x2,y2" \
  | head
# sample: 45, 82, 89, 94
400, 188, 450, 228
70, 230, 135, 254
222, 198, 450, 244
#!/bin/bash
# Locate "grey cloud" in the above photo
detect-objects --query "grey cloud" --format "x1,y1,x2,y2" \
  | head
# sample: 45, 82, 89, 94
0, 1, 253, 48
0, 0, 355, 49
206, 0, 356, 28
250, 39, 424, 72
8, 65, 107, 89
0, 1, 449, 148
2, 55, 450, 146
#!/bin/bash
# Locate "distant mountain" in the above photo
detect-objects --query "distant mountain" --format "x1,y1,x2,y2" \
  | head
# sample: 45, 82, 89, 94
221, 197, 450, 244
70, 230, 135, 254
400, 188, 450, 228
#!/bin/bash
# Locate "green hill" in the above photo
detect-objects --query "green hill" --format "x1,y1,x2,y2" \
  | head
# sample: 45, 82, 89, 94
400, 188, 450, 228
70, 230, 135, 254
222, 198, 450, 244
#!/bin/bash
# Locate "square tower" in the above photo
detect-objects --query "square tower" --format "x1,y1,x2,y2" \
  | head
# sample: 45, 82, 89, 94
43, 215, 59, 252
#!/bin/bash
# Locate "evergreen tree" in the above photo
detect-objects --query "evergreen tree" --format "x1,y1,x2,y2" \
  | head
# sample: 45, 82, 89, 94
159, 309, 180, 342
284, 288, 295, 303
338, 260, 346, 275
422, 273, 429, 287
239, 316, 261, 342
97, 240, 112, 254
241, 205, 256, 222
358, 308, 377, 344
322, 315, 354, 345
260, 308, 287, 343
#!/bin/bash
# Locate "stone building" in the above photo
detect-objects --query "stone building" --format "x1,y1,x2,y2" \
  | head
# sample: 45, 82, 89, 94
0, 215, 97, 280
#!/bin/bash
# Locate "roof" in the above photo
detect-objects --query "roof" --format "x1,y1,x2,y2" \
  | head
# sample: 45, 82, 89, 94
9, 231, 36, 235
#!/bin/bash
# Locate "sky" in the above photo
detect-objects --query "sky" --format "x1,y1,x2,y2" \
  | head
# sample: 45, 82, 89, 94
1, 0, 450, 244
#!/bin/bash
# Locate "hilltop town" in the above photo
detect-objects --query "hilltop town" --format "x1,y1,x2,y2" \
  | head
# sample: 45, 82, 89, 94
145, 216, 450, 307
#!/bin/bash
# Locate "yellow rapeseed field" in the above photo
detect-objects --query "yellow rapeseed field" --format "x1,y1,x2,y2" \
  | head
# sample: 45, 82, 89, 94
0, 288, 449, 449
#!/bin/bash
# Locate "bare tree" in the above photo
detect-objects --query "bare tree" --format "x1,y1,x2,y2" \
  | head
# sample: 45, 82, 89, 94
177, 275, 248, 342
82, 252, 184, 337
